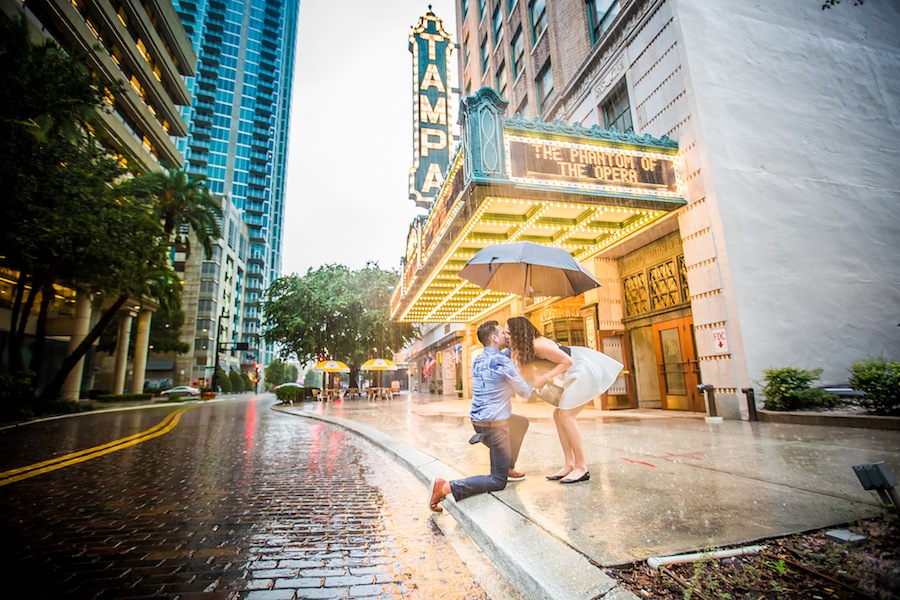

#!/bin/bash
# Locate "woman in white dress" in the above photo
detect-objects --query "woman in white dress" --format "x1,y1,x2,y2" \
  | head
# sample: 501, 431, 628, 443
504, 316, 623, 484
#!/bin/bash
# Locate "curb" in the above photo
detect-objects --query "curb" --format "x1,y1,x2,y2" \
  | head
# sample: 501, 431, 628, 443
758, 410, 900, 431
272, 405, 639, 600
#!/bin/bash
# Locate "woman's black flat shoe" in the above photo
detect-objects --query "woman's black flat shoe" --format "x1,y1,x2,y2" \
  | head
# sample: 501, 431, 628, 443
560, 471, 590, 484
546, 475, 564, 481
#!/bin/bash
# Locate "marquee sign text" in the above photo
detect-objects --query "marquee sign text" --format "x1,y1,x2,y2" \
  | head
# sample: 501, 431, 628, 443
508, 137, 678, 195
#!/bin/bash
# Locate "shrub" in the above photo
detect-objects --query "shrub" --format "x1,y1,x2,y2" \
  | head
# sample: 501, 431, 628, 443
95, 393, 153, 403
229, 370, 244, 393
216, 369, 232, 393
0, 371, 36, 422
200, 391, 216, 400
761, 367, 836, 411
275, 386, 302, 402
849, 356, 900, 416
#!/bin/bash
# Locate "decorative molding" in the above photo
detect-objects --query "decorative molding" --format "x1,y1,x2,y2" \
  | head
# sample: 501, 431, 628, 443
504, 113, 678, 151
594, 59, 625, 97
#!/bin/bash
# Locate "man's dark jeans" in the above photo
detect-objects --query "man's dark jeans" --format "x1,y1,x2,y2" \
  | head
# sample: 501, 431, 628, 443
449, 414, 528, 502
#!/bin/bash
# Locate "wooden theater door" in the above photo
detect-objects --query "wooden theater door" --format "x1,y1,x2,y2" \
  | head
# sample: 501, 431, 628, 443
653, 317, 702, 411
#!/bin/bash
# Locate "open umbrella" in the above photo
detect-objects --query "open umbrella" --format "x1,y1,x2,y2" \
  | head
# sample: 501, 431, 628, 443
313, 360, 351, 393
313, 360, 350, 373
361, 358, 397, 388
360, 358, 397, 371
458, 241, 601, 301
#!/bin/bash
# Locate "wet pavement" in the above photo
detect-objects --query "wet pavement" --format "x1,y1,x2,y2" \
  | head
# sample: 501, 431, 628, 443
0, 396, 497, 599
276, 392, 900, 599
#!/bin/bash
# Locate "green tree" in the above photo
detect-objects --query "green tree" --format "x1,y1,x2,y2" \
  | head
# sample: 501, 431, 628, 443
216, 369, 232, 393
146, 304, 191, 354
126, 168, 223, 259
262, 262, 417, 384
265, 359, 287, 388
228, 370, 244, 393
303, 369, 322, 388
0, 13, 178, 405
285, 364, 298, 384
822, 0, 864, 8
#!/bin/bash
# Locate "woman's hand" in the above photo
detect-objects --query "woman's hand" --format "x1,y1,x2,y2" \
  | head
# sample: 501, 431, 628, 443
532, 337, 573, 383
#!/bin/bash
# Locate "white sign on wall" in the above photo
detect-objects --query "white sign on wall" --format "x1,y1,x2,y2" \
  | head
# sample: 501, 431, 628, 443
712, 328, 729, 354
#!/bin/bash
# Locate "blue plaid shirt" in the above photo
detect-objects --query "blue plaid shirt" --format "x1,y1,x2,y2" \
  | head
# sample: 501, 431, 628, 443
470, 347, 533, 423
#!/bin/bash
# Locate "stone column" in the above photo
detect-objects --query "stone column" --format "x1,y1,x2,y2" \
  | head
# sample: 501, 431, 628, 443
112, 310, 136, 394
61, 293, 93, 401
130, 308, 153, 394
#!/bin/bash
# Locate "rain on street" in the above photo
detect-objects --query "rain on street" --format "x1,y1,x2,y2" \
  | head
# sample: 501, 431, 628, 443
0, 396, 489, 599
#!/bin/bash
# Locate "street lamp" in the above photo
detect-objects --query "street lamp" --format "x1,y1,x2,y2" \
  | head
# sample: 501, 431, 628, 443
210, 308, 228, 393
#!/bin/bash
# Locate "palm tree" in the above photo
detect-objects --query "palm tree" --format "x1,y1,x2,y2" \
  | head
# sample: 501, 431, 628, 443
132, 168, 223, 258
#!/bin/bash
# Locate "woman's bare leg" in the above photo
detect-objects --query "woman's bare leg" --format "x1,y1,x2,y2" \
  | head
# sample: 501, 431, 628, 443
550, 408, 574, 478
558, 405, 588, 480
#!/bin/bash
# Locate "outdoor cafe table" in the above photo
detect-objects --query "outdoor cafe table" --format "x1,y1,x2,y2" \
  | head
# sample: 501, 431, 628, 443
365, 387, 391, 401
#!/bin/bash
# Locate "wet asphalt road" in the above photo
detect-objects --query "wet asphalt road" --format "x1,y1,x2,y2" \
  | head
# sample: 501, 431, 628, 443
0, 396, 489, 599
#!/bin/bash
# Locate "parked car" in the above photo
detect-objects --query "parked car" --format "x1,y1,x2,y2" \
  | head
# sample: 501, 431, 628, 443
272, 382, 302, 391
160, 385, 201, 397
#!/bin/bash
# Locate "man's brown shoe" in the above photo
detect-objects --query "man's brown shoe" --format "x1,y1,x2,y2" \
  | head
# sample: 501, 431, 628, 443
508, 468, 526, 481
429, 477, 447, 512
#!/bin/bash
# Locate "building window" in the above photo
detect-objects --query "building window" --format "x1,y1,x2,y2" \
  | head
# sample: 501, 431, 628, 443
516, 95, 528, 116
480, 36, 489, 73
530, 0, 547, 42
586, 0, 620, 44
478, 0, 485, 20
602, 80, 633, 132
464, 33, 470, 66
463, 0, 468, 16
511, 27, 524, 79
509, 0, 518, 10
536, 61, 554, 112
492, 4, 504, 43
496, 61, 508, 98
543, 318, 585, 347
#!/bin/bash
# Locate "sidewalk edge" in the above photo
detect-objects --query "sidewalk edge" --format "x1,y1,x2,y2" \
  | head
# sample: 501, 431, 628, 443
272, 405, 639, 600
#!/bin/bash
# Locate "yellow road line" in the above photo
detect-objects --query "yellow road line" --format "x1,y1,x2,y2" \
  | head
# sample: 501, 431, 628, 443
0, 409, 188, 486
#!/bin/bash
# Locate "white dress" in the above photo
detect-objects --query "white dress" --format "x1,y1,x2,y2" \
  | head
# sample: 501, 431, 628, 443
551, 345, 624, 409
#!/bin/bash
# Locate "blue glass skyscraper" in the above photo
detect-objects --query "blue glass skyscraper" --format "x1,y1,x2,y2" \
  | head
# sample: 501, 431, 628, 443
172, 0, 299, 368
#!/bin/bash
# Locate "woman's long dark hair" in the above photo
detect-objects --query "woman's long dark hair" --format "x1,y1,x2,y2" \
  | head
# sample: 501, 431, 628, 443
507, 316, 541, 367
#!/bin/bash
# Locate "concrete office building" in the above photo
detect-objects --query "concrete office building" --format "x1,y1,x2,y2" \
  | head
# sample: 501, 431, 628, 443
393, 0, 900, 417
171, 0, 299, 377
0, 0, 196, 397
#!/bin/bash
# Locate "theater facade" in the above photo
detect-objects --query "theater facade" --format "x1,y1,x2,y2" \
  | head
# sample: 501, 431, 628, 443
393, 2, 899, 419
392, 89, 707, 412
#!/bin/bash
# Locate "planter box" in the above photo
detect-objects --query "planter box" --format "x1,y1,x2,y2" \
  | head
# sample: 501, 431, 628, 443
758, 409, 900, 431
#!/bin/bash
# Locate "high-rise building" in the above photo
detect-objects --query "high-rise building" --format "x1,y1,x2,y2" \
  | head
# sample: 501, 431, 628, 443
172, 0, 299, 374
0, 0, 196, 398
1, 0, 195, 171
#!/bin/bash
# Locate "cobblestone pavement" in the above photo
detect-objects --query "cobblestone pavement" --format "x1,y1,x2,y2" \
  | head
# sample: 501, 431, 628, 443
0, 397, 490, 599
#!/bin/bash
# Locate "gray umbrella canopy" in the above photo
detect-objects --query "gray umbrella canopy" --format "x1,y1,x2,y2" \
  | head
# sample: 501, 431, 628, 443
458, 241, 601, 299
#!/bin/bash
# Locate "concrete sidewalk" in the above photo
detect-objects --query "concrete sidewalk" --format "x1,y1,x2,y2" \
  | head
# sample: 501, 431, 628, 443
274, 392, 900, 599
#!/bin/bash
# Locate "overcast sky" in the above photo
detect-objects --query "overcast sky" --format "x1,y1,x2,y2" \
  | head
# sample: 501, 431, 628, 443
280, 1, 458, 276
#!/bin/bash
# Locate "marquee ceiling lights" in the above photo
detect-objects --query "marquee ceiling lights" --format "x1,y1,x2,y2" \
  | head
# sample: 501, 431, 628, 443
395, 194, 666, 323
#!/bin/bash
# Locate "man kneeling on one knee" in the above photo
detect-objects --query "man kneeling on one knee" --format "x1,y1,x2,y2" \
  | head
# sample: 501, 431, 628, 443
429, 320, 533, 512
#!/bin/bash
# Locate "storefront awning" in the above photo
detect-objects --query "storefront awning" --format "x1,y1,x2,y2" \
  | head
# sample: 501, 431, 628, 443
391, 90, 686, 324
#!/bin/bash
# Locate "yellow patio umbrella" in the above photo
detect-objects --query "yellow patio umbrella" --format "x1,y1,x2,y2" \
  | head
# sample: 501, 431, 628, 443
313, 360, 350, 390
314, 360, 350, 372
360, 358, 397, 371
361, 358, 397, 387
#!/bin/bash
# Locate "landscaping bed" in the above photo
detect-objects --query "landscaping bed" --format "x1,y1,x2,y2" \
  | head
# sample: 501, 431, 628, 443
606, 514, 899, 599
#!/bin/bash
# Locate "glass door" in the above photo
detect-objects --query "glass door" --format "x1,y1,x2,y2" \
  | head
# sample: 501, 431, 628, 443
653, 317, 702, 411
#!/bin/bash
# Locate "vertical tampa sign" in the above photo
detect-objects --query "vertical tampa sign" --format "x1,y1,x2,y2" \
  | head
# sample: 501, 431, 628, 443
409, 9, 454, 209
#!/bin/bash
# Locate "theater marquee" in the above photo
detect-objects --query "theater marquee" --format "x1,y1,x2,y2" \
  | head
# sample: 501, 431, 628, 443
507, 135, 679, 198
